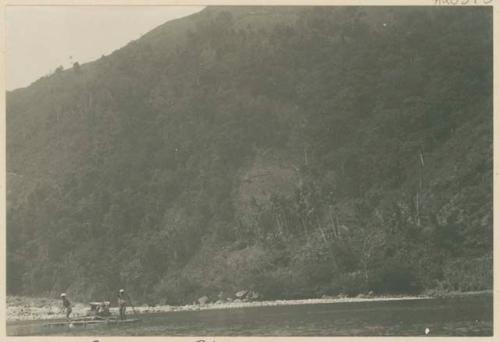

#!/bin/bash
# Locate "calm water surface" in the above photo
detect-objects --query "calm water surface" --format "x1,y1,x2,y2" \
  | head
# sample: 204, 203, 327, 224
7, 294, 492, 336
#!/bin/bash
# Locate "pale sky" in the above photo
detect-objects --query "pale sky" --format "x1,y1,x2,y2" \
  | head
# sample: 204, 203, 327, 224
5, 6, 204, 90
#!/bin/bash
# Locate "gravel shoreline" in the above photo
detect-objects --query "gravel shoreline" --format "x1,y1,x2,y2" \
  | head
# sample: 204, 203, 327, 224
7, 294, 432, 322
8, 291, 491, 323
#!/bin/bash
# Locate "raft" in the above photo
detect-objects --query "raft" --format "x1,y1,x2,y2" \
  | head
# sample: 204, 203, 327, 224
45, 318, 140, 327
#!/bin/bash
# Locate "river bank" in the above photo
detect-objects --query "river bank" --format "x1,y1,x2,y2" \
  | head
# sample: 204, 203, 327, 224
7, 290, 491, 323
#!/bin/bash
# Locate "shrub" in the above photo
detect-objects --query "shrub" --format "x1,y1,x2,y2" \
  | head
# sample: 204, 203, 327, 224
439, 254, 492, 292
328, 271, 368, 296
369, 260, 421, 294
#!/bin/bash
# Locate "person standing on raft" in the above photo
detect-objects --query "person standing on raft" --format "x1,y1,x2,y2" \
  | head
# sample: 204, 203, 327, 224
117, 289, 132, 320
60, 293, 72, 321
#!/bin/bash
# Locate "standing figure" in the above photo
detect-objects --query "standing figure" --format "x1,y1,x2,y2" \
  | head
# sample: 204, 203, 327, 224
60, 293, 72, 321
118, 289, 132, 320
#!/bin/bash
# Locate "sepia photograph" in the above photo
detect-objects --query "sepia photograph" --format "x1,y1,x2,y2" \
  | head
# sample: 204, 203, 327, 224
4, 3, 494, 337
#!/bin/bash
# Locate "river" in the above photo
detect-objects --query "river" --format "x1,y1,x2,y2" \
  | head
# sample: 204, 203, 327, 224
7, 293, 492, 336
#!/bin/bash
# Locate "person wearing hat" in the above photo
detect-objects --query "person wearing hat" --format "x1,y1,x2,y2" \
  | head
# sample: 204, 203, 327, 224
60, 293, 72, 321
117, 289, 132, 320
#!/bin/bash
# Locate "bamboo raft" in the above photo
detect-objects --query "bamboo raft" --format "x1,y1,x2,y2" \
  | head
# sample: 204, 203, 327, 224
45, 318, 140, 327
44, 301, 140, 328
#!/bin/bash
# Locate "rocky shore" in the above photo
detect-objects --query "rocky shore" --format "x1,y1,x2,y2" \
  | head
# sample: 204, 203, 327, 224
7, 293, 433, 322
7, 296, 88, 322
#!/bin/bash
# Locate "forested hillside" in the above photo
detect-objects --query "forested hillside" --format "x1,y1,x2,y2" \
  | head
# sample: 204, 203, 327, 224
7, 6, 492, 305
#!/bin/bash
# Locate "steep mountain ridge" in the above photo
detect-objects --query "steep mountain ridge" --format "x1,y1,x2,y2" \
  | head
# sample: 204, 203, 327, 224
7, 6, 492, 304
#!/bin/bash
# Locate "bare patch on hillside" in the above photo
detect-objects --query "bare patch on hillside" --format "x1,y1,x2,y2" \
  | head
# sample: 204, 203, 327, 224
237, 153, 299, 212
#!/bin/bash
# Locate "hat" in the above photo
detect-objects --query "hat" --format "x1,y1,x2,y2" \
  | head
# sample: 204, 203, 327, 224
60, 293, 66, 297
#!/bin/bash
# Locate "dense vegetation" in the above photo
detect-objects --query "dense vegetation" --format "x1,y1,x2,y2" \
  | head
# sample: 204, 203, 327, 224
7, 7, 492, 305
